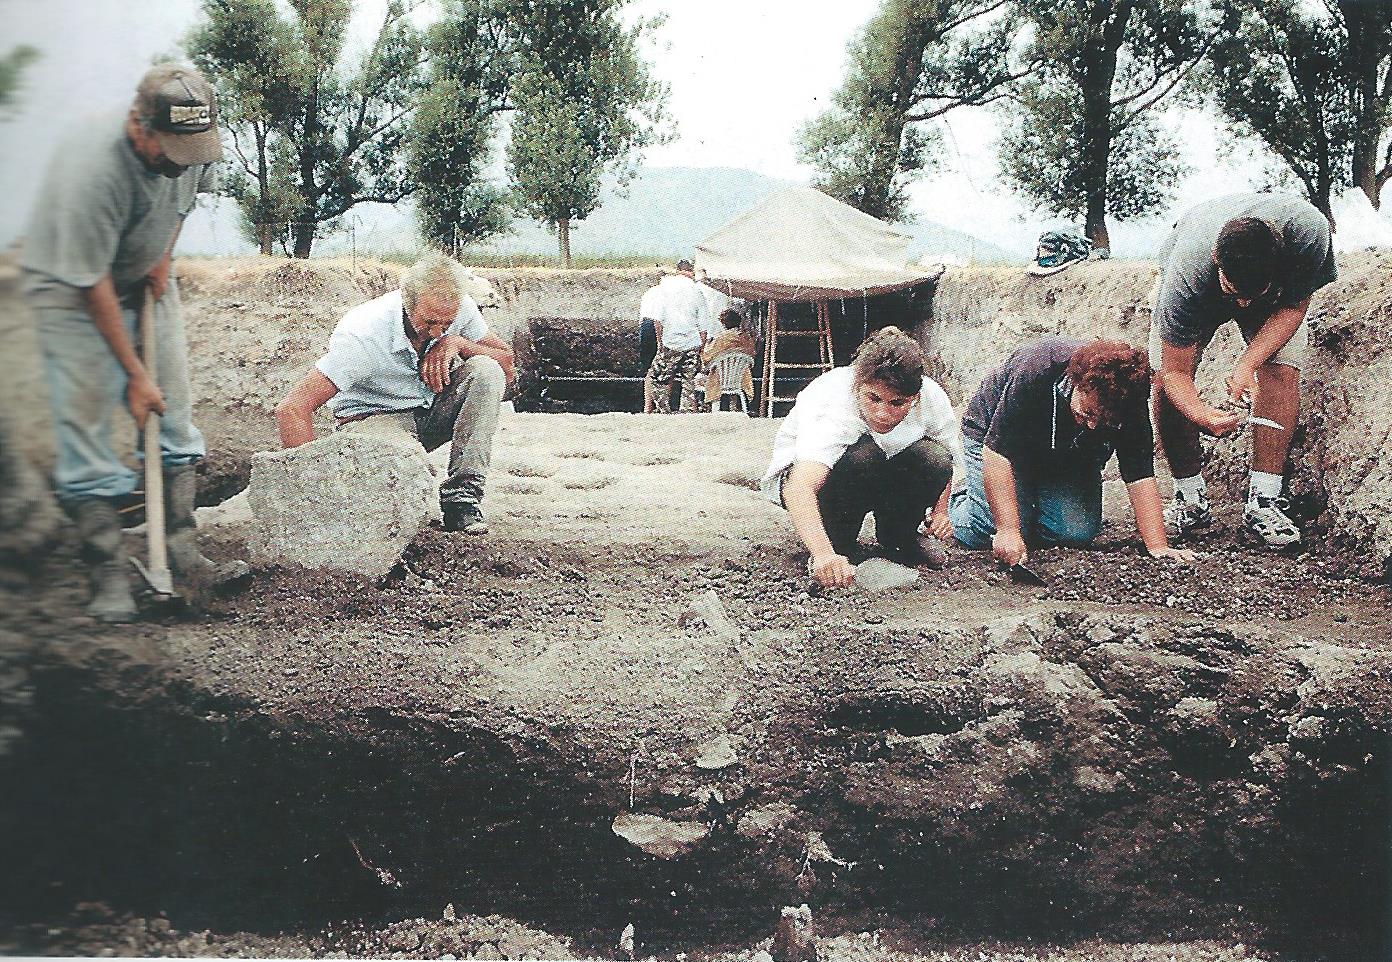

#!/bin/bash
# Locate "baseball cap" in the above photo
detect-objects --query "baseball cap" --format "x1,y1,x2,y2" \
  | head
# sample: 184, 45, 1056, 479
135, 64, 222, 166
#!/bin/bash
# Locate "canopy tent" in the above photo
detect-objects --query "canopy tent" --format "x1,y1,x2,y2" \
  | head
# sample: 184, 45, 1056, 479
694, 186, 938, 302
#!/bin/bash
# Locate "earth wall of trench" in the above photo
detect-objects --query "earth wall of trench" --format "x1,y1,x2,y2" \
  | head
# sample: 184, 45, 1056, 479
919, 253, 1392, 578
1, 256, 1390, 955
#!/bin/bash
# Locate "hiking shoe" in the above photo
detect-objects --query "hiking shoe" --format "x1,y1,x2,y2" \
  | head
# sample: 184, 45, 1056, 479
1245, 495, 1301, 548
1164, 489, 1212, 540
443, 502, 488, 534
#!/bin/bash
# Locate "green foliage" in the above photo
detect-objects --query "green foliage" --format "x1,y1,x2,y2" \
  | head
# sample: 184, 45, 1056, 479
409, 0, 513, 254
1207, 0, 1392, 214
0, 44, 39, 115
796, 0, 1024, 222
504, 0, 668, 266
998, 91, 1186, 222
186, 0, 428, 257
1000, 0, 1208, 248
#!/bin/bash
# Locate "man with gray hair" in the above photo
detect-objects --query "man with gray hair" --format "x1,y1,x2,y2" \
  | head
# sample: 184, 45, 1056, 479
21, 63, 246, 623
276, 254, 513, 534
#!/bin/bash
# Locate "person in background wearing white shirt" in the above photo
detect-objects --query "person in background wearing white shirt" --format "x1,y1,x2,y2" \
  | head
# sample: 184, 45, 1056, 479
696, 268, 731, 340
648, 259, 708, 413
637, 275, 665, 413
760, 327, 960, 588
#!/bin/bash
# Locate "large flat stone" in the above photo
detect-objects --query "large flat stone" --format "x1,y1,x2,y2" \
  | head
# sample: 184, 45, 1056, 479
246, 432, 440, 577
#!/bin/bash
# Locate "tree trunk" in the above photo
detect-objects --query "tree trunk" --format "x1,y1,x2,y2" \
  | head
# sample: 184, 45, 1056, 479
1080, 72, 1117, 249
558, 218, 572, 268
293, 218, 315, 259
1353, 144, 1381, 209
1079, 1, 1130, 255
294, 76, 322, 261
1340, 0, 1392, 209
255, 125, 275, 255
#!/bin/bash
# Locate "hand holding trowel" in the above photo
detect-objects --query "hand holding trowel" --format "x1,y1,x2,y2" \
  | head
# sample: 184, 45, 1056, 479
1222, 368, 1286, 432
993, 528, 1048, 587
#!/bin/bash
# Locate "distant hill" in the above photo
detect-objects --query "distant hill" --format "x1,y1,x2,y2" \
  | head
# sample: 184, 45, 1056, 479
178, 166, 1014, 263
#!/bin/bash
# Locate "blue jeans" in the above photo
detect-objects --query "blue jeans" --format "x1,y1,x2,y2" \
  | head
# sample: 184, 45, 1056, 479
949, 436, 1102, 549
33, 279, 205, 502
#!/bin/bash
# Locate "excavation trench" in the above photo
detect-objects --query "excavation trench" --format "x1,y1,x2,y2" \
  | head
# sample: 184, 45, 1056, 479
3, 526, 1390, 956
3, 257, 1392, 957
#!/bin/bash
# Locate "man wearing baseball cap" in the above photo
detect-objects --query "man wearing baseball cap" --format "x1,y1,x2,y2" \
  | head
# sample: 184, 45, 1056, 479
20, 63, 245, 623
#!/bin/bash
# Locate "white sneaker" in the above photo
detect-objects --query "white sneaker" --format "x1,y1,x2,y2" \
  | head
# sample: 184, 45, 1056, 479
1244, 495, 1301, 548
1164, 489, 1212, 540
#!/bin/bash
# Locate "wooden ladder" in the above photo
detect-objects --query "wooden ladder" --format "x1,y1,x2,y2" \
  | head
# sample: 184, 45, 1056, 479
761, 300, 835, 417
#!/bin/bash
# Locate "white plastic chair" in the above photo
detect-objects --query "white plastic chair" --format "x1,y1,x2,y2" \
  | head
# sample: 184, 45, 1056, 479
709, 352, 754, 413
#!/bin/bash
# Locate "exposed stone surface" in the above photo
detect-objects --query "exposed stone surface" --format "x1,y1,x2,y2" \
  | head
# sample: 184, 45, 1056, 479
854, 557, 920, 592
612, 812, 711, 859
246, 432, 440, 576
694, 733, 739, 770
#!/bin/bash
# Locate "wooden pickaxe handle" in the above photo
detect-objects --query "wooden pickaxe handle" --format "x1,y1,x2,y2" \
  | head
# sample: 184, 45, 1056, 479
139, 288, 173, 595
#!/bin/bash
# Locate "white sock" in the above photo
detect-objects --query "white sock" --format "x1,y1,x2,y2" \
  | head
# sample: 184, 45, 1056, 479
1173, 474, 1206, 502
1249, 471, 1283, 503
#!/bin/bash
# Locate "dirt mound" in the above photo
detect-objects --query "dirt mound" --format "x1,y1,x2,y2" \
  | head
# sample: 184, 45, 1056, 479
178, 256, 400, 307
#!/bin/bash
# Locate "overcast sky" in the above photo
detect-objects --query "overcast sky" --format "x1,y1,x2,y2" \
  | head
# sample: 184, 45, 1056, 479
0, 0, 1275, 256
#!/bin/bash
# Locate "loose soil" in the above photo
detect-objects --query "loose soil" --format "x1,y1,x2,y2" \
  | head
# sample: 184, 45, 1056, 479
2, 259, 1389, 962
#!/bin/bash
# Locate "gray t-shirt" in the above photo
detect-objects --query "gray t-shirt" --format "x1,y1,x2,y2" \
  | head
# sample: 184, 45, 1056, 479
1153, 193, 1336, 348
20, 111, 216, 310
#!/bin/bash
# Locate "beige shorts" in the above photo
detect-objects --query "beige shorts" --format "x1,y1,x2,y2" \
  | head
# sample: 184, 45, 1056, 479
1147, 277, 1307, 373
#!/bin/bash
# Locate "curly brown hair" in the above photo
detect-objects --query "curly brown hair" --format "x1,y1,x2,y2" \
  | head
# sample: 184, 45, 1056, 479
851, 326, 924, 396
1066, 340, 1151, 422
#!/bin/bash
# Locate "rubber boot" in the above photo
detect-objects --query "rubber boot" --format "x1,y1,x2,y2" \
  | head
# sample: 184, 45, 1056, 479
67, 498, 138, 623
164, 463, 250, 593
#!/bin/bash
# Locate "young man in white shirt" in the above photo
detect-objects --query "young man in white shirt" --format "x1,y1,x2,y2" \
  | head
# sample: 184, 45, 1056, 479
761, 327, 960, 588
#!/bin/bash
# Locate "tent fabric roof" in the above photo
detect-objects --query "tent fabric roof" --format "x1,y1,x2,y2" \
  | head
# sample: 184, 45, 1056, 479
694, 186, 938, 302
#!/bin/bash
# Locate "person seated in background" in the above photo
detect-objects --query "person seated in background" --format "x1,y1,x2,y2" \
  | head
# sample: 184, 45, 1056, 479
760, 327, 959, 589
949, 337, 1197, 567
702, 308, 756, 411
275, 253, 514, 535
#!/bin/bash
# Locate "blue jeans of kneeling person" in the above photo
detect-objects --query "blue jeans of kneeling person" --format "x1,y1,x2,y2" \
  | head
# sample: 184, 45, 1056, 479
948, 436, 1102, 549
816, 435, 954, 556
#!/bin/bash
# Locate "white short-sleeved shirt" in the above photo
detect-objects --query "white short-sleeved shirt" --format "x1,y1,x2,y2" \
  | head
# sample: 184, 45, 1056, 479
655, 274, 706, 351
760, 366, 961, 504
638, 284, 664, 324
697, 282, 730, 338
316, 289, 489, 420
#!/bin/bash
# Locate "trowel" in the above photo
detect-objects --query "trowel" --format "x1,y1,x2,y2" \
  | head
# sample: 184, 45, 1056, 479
1007, 561, 1048, 587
